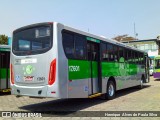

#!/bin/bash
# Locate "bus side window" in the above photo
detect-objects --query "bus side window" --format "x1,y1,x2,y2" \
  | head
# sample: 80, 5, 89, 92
155, 60, 160, 69
87, 44, 92, 61
101, 43, 108, 61
129, 50, 132, 63
75, 35, 86, 59
133, 51, 136, 64
107, 44, 114, 61
138, 52, 141, 64
124, 48, 128, 62
62, 32, 75, 59
118, 47, 124, 62
92, 44, 98, 61
114, 45, 119, 62
135, 52, 138, 64
141, 53, 144, 65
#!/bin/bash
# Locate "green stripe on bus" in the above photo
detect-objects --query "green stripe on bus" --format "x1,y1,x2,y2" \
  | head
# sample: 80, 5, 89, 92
91, 61, 98, 78
68, 60, 141, 80
68, 60, 90, 80
0, 68, 10, 79
102, 62, 120, 76
102, 62, 138, 77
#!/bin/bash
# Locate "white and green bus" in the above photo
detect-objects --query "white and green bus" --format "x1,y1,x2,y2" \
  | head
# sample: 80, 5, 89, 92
10, 22, 149, 99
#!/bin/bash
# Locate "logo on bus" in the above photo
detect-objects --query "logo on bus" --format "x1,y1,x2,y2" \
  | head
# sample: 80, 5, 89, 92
26, 65, 33, 74
24, 76, 34, 81
69, 66, 80, 72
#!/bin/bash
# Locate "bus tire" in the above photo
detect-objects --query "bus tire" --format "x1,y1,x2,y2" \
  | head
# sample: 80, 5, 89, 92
106, 80, 115, 100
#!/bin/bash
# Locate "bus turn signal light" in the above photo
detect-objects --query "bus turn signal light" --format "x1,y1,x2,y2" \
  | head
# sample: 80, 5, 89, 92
48, 59, 56, 85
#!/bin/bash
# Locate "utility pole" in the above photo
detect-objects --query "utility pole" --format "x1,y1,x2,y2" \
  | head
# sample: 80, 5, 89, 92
134, 22, 138, 40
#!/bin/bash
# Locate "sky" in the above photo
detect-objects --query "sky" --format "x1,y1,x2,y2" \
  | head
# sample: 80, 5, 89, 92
0, 0, 160, 40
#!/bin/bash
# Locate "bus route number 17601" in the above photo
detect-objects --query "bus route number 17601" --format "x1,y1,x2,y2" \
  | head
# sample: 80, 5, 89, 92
69, 66, 80, 72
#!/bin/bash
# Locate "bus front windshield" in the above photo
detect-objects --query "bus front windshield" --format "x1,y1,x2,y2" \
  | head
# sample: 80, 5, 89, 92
12, 25, 52, 56
155, 59, 160, 69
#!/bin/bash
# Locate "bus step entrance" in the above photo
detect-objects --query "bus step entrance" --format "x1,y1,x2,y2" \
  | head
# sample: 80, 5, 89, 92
88, 93, 102, 98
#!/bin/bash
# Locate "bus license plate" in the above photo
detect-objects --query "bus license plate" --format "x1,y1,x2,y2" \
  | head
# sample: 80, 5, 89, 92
21, 59, 37, 64
24, 76, 34, 81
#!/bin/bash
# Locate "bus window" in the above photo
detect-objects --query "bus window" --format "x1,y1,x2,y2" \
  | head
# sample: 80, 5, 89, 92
128, 50, 132, 63
138, 52, 142, 64
62, 32, 75, 59
125, 49, 129, 62
155, 59, 160, 69
107, 44, 114, 61
32, 41, 43, 50
114, 45, 119, 62
12, 26, 52, 56
141, 53, 145, 65
135, 52, 139, 64
91, 44, 98, 61
75, 35, 86, 59
18, 40, 30, 51
119, 47, 124, 61
101, 43, 108, 61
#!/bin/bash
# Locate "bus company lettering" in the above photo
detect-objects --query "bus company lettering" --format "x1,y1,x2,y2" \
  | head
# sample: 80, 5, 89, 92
24, 76, 34, 81
69, 66, 80, 72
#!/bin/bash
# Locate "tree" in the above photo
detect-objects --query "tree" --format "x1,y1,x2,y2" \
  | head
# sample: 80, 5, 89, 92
112, 34, 137, 42
0, 35, 8, 45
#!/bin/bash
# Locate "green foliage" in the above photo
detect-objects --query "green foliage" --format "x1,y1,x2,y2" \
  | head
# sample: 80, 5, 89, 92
0, 35, 8, 45
113, 34, 137, 42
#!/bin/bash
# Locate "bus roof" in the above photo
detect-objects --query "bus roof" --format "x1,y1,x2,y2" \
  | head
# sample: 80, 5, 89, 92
0, 45, 10, 51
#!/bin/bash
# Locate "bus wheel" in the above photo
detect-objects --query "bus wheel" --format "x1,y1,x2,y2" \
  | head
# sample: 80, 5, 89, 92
106, 80, 115, 100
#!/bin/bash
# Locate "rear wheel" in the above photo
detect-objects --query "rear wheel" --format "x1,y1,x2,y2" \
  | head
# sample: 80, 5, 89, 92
106, 80, 115, 100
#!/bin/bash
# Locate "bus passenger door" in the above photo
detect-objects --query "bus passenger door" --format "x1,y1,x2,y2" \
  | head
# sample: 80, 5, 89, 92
87, 41, 101, 95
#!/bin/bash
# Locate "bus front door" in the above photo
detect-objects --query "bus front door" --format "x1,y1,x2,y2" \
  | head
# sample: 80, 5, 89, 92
87, 41, 101, 95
